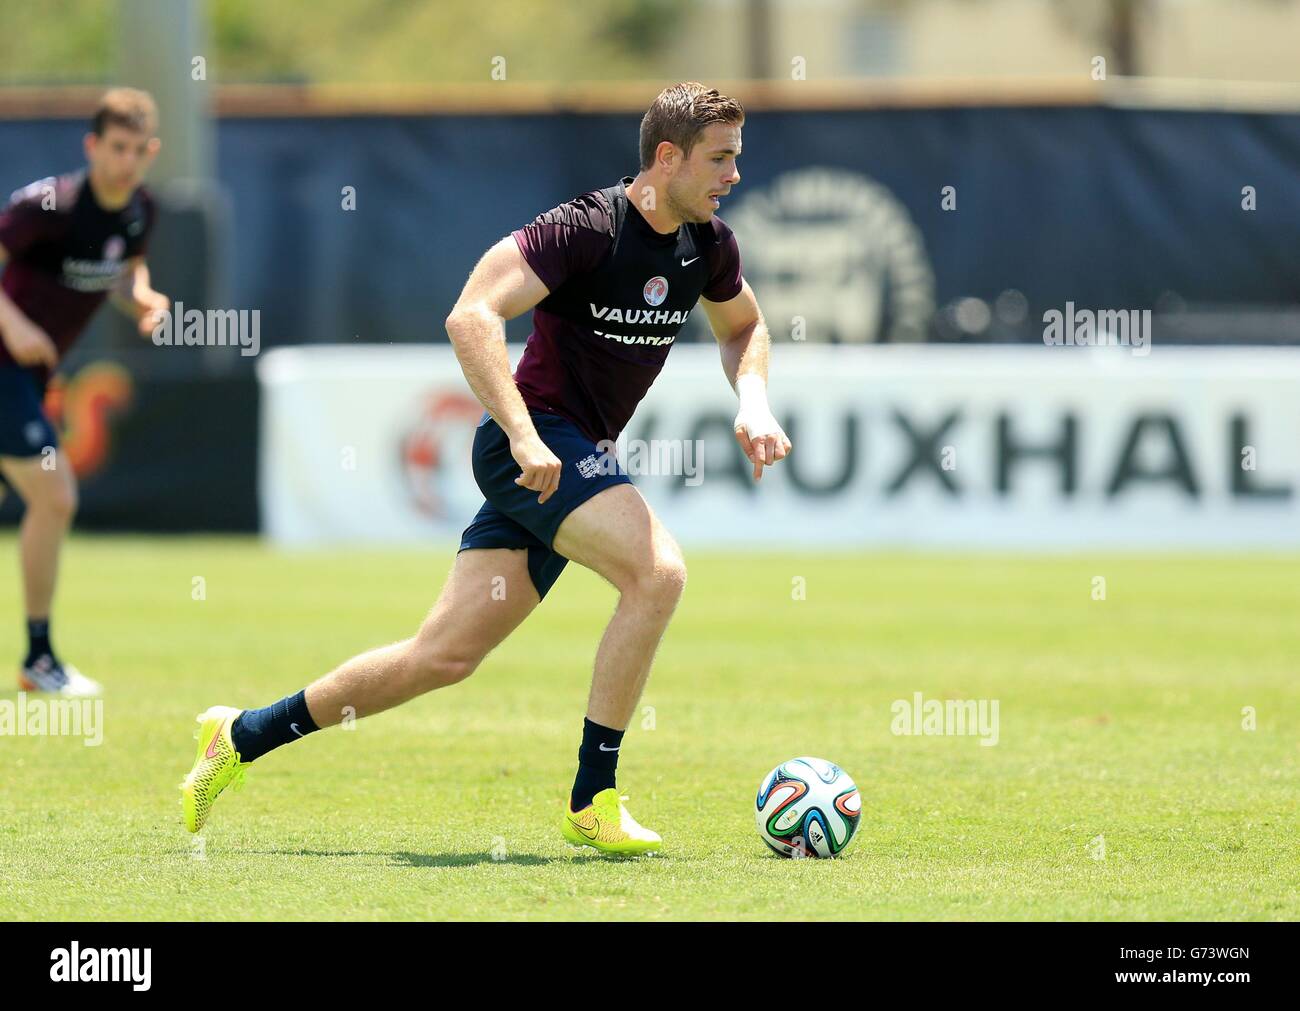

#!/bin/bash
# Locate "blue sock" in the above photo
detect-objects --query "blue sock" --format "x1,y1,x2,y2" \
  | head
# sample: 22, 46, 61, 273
570, 717, 624, 811
25, 618, 52, 665
230, 690, 319, 763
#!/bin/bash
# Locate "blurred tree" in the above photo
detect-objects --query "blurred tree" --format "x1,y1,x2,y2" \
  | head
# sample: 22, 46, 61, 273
601, 0, 696, 55
0, 0, 112, 85
209, 0, 304, 82
0, 0, 695, 86
4, 0, 1296, 87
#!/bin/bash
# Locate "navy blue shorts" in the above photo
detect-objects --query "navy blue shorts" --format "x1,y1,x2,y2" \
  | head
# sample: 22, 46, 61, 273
458, 410, 631, 600
0, 365, 57, 458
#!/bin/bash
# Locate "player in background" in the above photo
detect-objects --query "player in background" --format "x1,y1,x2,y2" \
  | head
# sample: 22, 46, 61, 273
0, 88, 168, 695
182, 83, 790, 854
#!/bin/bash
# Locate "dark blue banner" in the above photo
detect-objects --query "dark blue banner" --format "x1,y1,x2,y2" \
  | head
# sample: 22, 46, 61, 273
3, 105, 1299, 349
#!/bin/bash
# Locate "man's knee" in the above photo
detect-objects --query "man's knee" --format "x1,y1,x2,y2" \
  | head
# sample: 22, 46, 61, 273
29, 473, 77, 523
627, 542, 687, 606
406, 634, 482, 690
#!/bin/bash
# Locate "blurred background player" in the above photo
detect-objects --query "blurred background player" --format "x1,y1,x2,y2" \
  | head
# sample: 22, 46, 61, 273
0, 87, 169, 695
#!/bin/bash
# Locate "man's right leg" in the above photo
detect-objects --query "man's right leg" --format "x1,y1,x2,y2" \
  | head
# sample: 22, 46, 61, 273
181, 546, 540, 831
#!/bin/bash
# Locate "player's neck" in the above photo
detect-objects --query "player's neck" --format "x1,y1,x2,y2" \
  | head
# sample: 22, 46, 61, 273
624, 174, 682, 235
86, 167, 134, 212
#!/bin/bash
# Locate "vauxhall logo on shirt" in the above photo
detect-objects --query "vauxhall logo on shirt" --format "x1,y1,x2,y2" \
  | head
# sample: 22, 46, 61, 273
61, 235, 129, 293
589, 275, 690, 346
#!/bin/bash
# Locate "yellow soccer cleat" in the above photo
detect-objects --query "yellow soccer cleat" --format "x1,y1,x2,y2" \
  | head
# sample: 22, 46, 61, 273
562, 787, 661, 855
180, 705, 247, 833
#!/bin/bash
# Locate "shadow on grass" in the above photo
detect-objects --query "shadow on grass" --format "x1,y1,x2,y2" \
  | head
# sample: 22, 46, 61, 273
250, 849, 565, 868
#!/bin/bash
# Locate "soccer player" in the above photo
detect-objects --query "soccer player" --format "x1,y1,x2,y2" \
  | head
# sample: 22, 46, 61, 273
0, 88, 168, 695
182, 82, 791, 853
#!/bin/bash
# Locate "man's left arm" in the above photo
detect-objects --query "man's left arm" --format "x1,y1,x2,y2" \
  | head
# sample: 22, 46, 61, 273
701, 279, 792, 481
111, 256, 169, 338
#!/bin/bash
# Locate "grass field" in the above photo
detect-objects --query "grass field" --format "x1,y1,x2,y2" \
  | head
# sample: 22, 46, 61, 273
0, 534, 1297, 921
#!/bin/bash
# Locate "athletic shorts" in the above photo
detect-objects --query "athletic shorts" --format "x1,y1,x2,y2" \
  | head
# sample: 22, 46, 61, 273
458, 410, 631, 600
0, 365, 57, 459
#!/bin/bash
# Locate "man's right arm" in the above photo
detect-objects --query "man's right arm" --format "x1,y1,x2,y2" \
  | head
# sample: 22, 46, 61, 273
444, 235, 562, 504
0, 244, 58, 369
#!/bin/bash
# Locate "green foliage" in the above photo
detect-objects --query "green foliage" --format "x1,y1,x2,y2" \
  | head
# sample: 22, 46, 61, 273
0, 0, 112, 85
0, 0, 695, 85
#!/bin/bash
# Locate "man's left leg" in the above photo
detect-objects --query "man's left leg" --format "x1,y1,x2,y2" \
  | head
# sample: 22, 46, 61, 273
0, 449, 95, 694
551, 483, 688, 854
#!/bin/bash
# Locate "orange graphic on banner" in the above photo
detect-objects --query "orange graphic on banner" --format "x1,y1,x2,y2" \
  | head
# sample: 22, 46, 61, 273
42, 362, 134, 478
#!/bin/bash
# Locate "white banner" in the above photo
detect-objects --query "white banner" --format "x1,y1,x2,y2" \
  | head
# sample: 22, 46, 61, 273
258, 344, 1300, 549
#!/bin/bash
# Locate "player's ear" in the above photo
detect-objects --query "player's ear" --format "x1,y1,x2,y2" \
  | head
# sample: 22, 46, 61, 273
145, 137, 162, 161
83, 132, 98, 161
655, 139, 678, 173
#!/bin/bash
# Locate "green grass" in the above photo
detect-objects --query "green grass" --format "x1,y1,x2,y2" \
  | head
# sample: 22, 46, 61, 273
1, 535, 1297, 920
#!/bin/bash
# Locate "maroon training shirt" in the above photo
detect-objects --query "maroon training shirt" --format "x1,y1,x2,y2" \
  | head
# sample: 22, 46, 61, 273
0, 171, 155, 381
511, 176, 743, 445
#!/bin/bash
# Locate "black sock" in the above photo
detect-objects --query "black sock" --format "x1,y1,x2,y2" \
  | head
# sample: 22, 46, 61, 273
570, 717, 624, 811
230, 690, 319, 763
25, 618, 52, 665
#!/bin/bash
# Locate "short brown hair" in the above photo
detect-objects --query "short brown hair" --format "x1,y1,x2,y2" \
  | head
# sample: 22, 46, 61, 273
91, 88, 159, 137
639, 82, 744, 170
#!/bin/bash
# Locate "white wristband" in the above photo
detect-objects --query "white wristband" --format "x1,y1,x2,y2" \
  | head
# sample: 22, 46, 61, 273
736, 374, 767, 410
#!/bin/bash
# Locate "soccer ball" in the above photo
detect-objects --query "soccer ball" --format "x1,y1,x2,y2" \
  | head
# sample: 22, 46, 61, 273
755, 757, 861, 858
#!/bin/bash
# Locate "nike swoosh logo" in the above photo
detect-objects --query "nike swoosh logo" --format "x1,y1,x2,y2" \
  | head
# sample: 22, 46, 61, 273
567, 817, 599, 839
204, 719, 226, 759
290, 723, 303, 737
680, 257, 700, 266
598, 743, 620, 751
